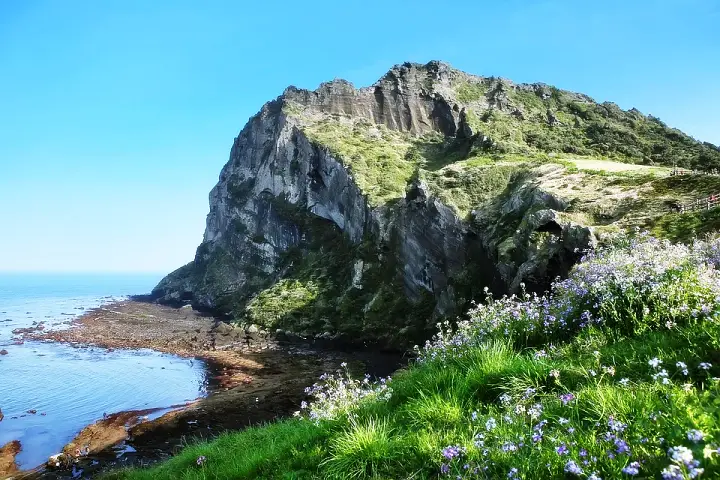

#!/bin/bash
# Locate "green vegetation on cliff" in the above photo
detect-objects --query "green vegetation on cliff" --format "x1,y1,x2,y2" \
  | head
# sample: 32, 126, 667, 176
110, 234, 720, 479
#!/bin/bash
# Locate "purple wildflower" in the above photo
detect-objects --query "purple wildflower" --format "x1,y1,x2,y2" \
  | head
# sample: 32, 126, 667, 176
564, 460, 583, 475
621, 461, 640, 476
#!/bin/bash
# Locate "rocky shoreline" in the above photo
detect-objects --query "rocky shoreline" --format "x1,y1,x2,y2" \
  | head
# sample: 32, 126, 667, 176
3, 300, 403, 479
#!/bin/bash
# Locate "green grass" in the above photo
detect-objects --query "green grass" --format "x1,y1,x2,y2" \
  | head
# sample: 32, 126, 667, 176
245, 279, 320, 328
454, 80, 488, 103
110, 322, 720, 479
421, 161, 522, 217
302, 120, 417, 206
652, 206, 720, 241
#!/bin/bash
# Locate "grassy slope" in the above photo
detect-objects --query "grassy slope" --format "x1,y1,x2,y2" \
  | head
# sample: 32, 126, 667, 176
110, 235, 720, 479
110, 326, 720, 479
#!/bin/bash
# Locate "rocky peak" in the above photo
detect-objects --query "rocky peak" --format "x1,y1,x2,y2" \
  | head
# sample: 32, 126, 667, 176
152, 61, 720, 349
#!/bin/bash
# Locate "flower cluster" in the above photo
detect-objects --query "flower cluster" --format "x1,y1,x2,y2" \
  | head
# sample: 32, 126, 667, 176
437, 389, 715, 479
294, 364, 392, 422
417, 234, 720, 362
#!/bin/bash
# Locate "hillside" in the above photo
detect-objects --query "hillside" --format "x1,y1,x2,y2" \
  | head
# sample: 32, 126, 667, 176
152, 61, 720, 349
111, 233, 720, 479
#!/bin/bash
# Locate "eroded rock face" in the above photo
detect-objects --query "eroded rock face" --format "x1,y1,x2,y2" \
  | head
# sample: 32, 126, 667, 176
153, 61, 595, 346
284, 61, 461, 136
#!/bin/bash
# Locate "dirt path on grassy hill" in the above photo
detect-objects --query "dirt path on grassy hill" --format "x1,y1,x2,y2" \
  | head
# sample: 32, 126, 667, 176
569, 158, 671, 174
20, 300, 403, 479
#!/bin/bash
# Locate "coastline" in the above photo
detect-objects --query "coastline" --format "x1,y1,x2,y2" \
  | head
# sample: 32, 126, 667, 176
15, 300, 403, 479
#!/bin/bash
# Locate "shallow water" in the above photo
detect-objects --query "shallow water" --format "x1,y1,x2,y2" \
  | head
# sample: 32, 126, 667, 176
0, 274, 210, 470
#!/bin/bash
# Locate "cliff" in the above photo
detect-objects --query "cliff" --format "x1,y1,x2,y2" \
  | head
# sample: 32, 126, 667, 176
153, 61, 720, 348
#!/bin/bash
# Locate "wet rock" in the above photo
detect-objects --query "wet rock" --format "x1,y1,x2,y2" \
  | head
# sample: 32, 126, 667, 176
246, 324, 260, 334
27, 409, 37, 415
47, 452, 69, 469
0, 350, 7, 355
11, 324, 44, 335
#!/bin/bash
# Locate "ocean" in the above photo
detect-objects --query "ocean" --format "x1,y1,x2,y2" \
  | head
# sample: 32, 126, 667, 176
0, 273, 209, 471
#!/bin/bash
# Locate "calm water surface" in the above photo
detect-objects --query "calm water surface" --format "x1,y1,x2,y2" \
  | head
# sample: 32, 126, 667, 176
0, 274, 210, 470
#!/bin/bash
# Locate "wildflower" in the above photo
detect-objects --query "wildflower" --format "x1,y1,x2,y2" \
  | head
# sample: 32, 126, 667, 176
603, 365, 616, 376
528, 403, 543, 419
485, 417, 497, 431
649, 357, 663, 369
661, 465, 683, 480
550, 369, 560, 379
588, 473, 602, 480
619, 377, 630, 386
196, 456, 206, 466
558, 417, 569, 425
677, 361, 689, 375
440, 463, 450, 475
564, 460, 583, 475
622, 461, 640, 476
501, 442, 518, 453
687, 429, 705, 443
441, 445, 465, 460
471, 411, 478, 421
608, 417, 627, 433
499, 393, 512, 405
560, 393, 575, 405
703, 445, 718, 458
615, 439, 631, 455
699, 362, 712, 370
556, 444, 569, 455
668, 446, 694, 465
340, 362, 347, 368
589, 369, 597, 377
507, 467, 519, 479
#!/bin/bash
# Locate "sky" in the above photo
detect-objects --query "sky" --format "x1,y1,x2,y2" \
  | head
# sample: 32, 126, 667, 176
0, 0, 718, 273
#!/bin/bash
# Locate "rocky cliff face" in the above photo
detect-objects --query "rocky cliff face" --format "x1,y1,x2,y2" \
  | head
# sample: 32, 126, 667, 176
153, 61, 720, 348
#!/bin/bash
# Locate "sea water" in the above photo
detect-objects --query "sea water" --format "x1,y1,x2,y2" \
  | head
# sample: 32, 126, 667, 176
0, 273, 209, 470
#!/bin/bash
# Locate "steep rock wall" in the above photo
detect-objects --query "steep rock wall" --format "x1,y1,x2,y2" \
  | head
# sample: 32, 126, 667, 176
153, 62, 600, 347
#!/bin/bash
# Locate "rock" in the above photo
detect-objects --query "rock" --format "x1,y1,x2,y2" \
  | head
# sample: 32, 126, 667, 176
212, 322, 234, 335
0, 350, 7, 355
0, 408, 3, 422
547, 109, 561, 126
148, 62, 617, 348
47, 453, 67, 469
0, 440, 21, 476
181, 304, 193, 310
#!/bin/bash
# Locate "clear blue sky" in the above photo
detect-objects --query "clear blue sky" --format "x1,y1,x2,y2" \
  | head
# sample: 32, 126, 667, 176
1, 0, 718, 273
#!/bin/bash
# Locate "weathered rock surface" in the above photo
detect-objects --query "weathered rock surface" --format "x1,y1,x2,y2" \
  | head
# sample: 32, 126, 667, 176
154, 60, 717, 347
